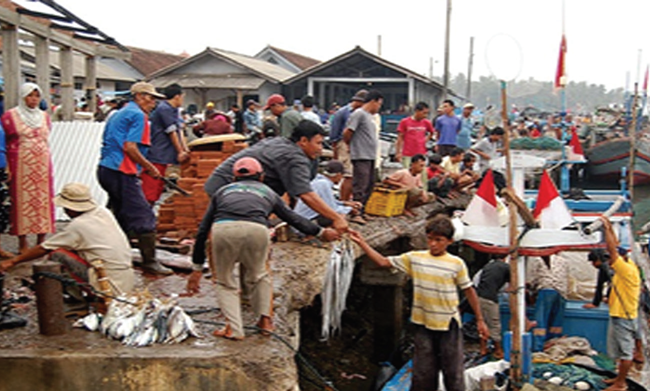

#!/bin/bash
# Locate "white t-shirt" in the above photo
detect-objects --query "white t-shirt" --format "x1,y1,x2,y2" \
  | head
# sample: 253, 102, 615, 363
42, 206, 134, 295
301, 110, 321, 124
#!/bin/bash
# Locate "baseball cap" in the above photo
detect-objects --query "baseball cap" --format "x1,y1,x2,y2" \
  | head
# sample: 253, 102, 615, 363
264, 94, 286, 110
351, 89, 368, 102
130, 82, 165, 99
463, 103, 475, 109
323, 160, 344, 176
233, 157, 264, 177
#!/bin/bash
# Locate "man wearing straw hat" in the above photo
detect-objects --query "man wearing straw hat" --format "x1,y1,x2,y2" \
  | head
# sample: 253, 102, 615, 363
0, 183, 135, 297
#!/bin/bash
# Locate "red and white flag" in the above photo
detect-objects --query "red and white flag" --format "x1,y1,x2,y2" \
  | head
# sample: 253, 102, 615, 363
462, 170, 500, 227
533, 171, 573, 229
567, 128, 584, 160
554, 34, 567, 89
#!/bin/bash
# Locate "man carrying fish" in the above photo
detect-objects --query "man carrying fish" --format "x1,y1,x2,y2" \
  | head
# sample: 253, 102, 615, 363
204, 119, 349, 233
0, 183, 135, 297
188, 157, 340, 340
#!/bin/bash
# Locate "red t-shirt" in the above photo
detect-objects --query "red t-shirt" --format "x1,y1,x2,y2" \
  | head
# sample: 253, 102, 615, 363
397, 117, 434, 157
427, 166, 444, 180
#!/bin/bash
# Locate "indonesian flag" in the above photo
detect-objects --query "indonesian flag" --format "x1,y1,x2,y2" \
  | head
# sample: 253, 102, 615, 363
644, 65, 649, 93
554, 34, 567, 89
462, 170, 500, 227
533, 171, 573, 229
567, 128, 584, 160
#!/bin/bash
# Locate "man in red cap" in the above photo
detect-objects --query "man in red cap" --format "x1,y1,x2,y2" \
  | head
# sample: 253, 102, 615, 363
189, 157, 339, 340
264, 94, 302, 138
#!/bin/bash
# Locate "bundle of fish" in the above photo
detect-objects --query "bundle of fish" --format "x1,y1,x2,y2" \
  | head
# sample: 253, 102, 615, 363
74, 295, 201, 347
321, 238, 355, 340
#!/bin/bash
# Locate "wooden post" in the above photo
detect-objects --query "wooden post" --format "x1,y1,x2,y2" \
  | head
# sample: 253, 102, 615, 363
2, 24, 20, 110
501, 80, 522, 389
34, 36, 51, 112
60, 46, 74, 121
33, 261, 67, 336
236, 89, 243, 109
85, 55, 97, 114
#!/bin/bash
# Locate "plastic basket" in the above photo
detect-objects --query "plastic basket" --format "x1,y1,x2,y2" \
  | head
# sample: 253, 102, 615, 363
365, 187, 408, 217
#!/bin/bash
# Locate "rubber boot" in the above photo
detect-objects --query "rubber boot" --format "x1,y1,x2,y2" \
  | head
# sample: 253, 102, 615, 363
137, 232, 173, 275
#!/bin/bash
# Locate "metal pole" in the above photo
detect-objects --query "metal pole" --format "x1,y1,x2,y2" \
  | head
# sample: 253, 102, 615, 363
33, 261, 67, 336
629, 82, 639, 203
501, 80, 522, 389
377, 35, 382, 57
443, 0, 451, 100
466, 37, 474, 101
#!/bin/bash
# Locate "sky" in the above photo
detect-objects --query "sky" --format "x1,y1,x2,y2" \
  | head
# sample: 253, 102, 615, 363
30, 0, 650, 91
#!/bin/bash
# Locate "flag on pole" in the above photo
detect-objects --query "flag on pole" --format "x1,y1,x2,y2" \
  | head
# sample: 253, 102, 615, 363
462, 170, 500, 227
554, 34, 567, 89
567, 128, 584, 160
533, 170, 573, 229
643, 65, 649, 93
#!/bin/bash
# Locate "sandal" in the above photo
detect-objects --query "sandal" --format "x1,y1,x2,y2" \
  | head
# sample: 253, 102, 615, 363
212, 324, 244, 341
349, 215, 367, 225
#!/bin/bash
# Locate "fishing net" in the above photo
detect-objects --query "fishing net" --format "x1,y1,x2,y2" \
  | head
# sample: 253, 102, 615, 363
532, 363, 608, 391
321, 239, 355, 341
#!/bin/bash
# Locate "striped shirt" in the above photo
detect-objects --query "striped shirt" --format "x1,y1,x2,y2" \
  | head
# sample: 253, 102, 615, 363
389, 251, 472, 331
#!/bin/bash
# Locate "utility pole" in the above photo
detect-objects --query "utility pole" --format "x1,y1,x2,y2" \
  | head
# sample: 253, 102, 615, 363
429, 57, 433, 79
378, 35, 382, 56
443, 0, 452, 100
466, 37, 474, 101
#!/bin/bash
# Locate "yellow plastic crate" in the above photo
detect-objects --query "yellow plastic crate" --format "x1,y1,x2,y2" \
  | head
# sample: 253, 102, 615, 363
365, 187, 408, 217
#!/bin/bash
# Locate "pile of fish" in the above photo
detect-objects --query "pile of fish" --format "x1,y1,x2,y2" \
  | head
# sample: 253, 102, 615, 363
74, 295, 201, 347
321, 238, 355, 340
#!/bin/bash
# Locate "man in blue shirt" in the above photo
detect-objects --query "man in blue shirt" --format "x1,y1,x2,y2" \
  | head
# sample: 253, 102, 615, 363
329, 89, 367, 202
243, 99, 262, 136
294, 160, 361, 226
141, 83, 189, 205
435, 99, 462, 156
97, 82, 173, 275
457, 103, 475, 150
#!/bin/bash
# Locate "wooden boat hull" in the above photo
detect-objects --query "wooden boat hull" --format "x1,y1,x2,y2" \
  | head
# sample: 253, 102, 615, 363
586, 137, 650, 185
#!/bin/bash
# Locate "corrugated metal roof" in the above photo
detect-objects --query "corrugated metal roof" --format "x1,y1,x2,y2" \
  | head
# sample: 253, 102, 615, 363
208, 48, 296, 82
149, 74, 265, 90
50, 121, 107, 221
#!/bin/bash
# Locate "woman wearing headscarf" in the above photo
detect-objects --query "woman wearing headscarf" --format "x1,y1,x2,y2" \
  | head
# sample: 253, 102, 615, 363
1, 82, 54, 253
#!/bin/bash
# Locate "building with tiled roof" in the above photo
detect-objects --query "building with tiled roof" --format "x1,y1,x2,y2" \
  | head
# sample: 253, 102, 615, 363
125, 46, 186, 78
255, 45, 320, 73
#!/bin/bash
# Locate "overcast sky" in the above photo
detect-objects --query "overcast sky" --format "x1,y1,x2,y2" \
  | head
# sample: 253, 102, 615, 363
46, 0, 650, 91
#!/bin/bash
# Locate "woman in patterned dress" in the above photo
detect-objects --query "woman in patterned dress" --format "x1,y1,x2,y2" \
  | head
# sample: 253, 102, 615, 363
1, 83, 54, 253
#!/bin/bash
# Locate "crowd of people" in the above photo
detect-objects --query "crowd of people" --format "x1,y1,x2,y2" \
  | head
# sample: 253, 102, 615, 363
0, 81, 643, 391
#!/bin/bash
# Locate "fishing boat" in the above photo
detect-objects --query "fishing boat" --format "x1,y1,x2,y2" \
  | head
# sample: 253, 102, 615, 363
586, 135, 650, 185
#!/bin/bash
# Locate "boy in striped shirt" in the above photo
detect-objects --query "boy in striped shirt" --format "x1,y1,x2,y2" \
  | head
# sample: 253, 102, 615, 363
350, 216, 488, 391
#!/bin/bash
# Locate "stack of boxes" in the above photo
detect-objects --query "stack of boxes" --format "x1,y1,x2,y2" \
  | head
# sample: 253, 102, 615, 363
156, 139, 248, 236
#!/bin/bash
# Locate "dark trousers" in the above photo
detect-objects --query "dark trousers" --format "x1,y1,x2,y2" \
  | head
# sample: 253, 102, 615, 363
437, 144, 455, 157
97, 166, 155, 234
352, 159, 375, 208
412, 320, 465, 391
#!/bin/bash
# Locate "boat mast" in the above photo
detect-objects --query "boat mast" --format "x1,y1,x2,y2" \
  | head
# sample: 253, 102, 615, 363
501, 80, 522, 389
628, 82, 639, 204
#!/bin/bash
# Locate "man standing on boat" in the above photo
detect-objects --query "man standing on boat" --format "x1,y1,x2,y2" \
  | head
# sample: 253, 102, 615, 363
600, 217, 641, 391
529, 254, 569, 351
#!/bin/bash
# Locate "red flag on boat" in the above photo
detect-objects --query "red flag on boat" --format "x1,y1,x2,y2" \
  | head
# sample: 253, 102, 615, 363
533, 170, 573, 229
554, 34, 567, 89
568, 128, 584, 160
462, 169, 500, 227
644, 65, 649, 93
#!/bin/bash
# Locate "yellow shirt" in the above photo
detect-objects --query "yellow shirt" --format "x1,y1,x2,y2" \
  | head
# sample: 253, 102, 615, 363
609, 256, 640, 319
389, 251, 472, 331
441, 156, 460, 175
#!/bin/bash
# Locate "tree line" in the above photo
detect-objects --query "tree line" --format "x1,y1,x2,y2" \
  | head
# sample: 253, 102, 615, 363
448, 74, 625, 114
